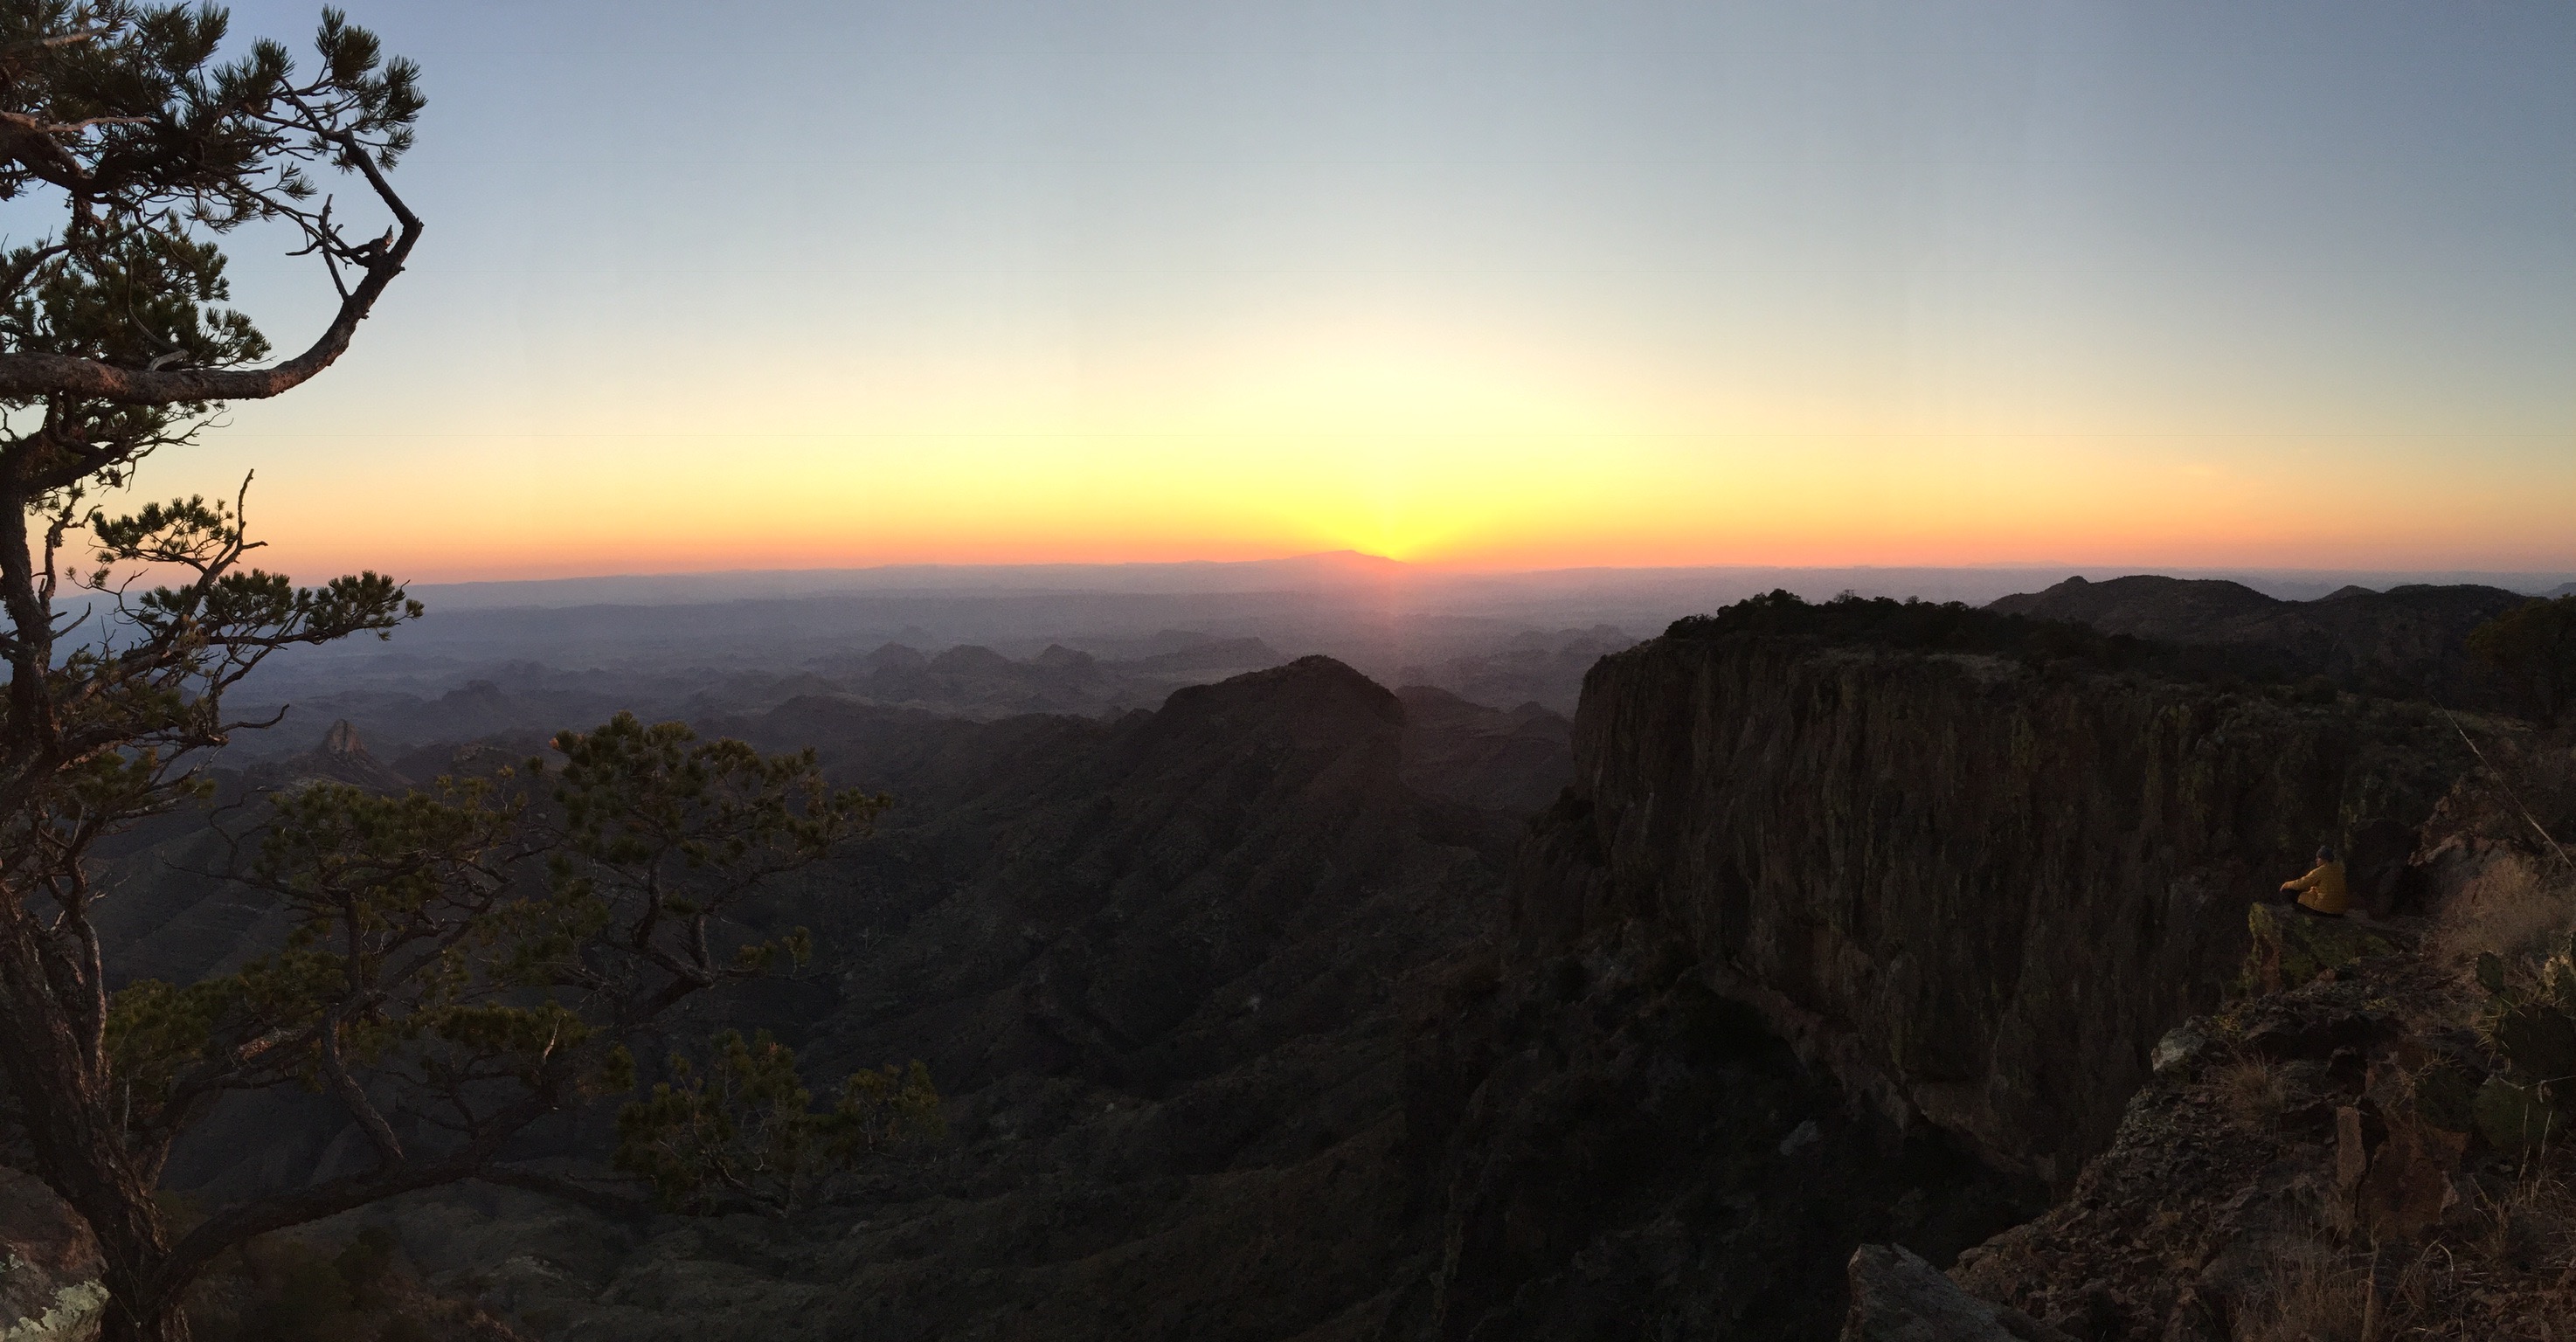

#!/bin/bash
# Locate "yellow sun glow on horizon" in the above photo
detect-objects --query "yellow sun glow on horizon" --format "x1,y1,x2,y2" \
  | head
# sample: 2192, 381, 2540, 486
161, 318, 2576, 585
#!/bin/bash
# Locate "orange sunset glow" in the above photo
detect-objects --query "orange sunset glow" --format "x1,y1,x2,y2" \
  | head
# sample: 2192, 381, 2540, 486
187, 315, 2569, 583
92, 0, 2568, 586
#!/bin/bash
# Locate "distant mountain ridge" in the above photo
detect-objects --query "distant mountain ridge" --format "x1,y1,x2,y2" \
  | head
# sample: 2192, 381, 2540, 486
402, 557, 2576, 614
1985, 574, 2531, 702
217, 564, 2567, 770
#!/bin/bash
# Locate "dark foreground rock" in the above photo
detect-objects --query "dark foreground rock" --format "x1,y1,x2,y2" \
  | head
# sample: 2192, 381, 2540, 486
1947, 934, 2560, 1341
1399, 930, 2039, 1341
0, 1167, 102, 1340
1841, 1243, 2066, 1342
2241, 900, 2406, 994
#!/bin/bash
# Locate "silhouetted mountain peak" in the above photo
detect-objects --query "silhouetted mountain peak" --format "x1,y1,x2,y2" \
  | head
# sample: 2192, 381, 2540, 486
929, 644, 1014, 674
1147, 656, 1404, 751
1035, 644, 1096, 671
438, 679, 510, 708
1271, 549, 1409, 577
1107, 635, 1285, 674
1986, 571, 2531, 704
1987, 575, 2283, 638
865, 641, 928, 672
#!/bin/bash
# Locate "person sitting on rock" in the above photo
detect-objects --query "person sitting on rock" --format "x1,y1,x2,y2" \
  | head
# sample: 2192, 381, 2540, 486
2279, 845, 2349, 917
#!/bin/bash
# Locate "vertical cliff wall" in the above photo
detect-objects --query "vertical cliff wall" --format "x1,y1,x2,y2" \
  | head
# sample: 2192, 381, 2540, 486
1524, 637, 2466, 1180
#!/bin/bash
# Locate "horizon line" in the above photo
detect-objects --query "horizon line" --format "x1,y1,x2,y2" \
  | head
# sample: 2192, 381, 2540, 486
401, 551, 2576, 591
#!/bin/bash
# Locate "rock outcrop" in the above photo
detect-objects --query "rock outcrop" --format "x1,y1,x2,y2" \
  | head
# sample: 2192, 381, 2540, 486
1944, 936, 2552, 1340
253, 718, 413, 793
1400, 933, 2040, 1341
0, 1168, 103, 1342
1841, 1243, 2067, 1342
1521, 635, 2466, 1181
2240, 901, 2405, 994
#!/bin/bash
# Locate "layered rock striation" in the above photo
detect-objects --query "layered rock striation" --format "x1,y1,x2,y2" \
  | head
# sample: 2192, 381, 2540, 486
1518, 635, 2467, 1181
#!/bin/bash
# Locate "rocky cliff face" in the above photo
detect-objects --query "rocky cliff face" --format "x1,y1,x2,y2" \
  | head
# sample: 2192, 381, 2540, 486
1520, 636, 2467, 1181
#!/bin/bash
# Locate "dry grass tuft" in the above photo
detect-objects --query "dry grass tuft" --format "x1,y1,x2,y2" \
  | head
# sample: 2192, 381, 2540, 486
2232, 1165, 2576, 1341
2214, 1055, 2290, 1130
2426, 852, 2573, 970
2478, 1162, 2576, 1275
2233, 1247, 2365, 1341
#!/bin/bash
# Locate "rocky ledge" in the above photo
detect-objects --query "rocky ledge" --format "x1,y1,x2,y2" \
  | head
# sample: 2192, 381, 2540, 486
1842, 901, 2576, 1342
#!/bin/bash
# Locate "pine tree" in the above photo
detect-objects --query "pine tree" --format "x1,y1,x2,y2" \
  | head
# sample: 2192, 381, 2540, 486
0, 10, 911, 1339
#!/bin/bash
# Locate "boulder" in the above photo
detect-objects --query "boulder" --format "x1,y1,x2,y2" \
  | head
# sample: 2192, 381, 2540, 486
1842, 1244, 2071, 1341
2242, 902, 2403, 994
0, 1166, 104, 1341
2150, 1024, 2211, 1076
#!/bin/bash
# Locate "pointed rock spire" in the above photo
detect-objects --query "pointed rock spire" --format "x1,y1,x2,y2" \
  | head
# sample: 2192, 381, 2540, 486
321, 719, 365, 757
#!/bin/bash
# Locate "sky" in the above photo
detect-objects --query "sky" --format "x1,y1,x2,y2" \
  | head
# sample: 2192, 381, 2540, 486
108, 1, 2576, 582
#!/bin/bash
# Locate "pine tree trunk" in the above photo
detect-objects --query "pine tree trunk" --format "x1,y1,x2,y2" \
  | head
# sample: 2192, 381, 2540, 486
0, 944, 186, 1341
38, 1117, 185, 1339
95, 1269, 189, 1342
49, 1138, 184, 1342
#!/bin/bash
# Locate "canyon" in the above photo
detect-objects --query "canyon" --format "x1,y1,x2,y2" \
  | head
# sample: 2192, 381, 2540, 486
3, 579, 2557, 1340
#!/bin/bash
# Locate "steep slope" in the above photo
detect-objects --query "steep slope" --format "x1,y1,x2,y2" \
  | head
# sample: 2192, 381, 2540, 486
1506, 635, 2466, 1183
786, 655, 1506, 1100
1397, 910, 2043, 1341
1393, 686, 1574, 816
291, 659, 1538, 1341
360, 654, 2040, 1342
82, 723, 418, 993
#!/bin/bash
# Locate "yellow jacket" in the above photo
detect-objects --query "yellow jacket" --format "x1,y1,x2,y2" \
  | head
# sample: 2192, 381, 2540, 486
2284, 860, 2349, 915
